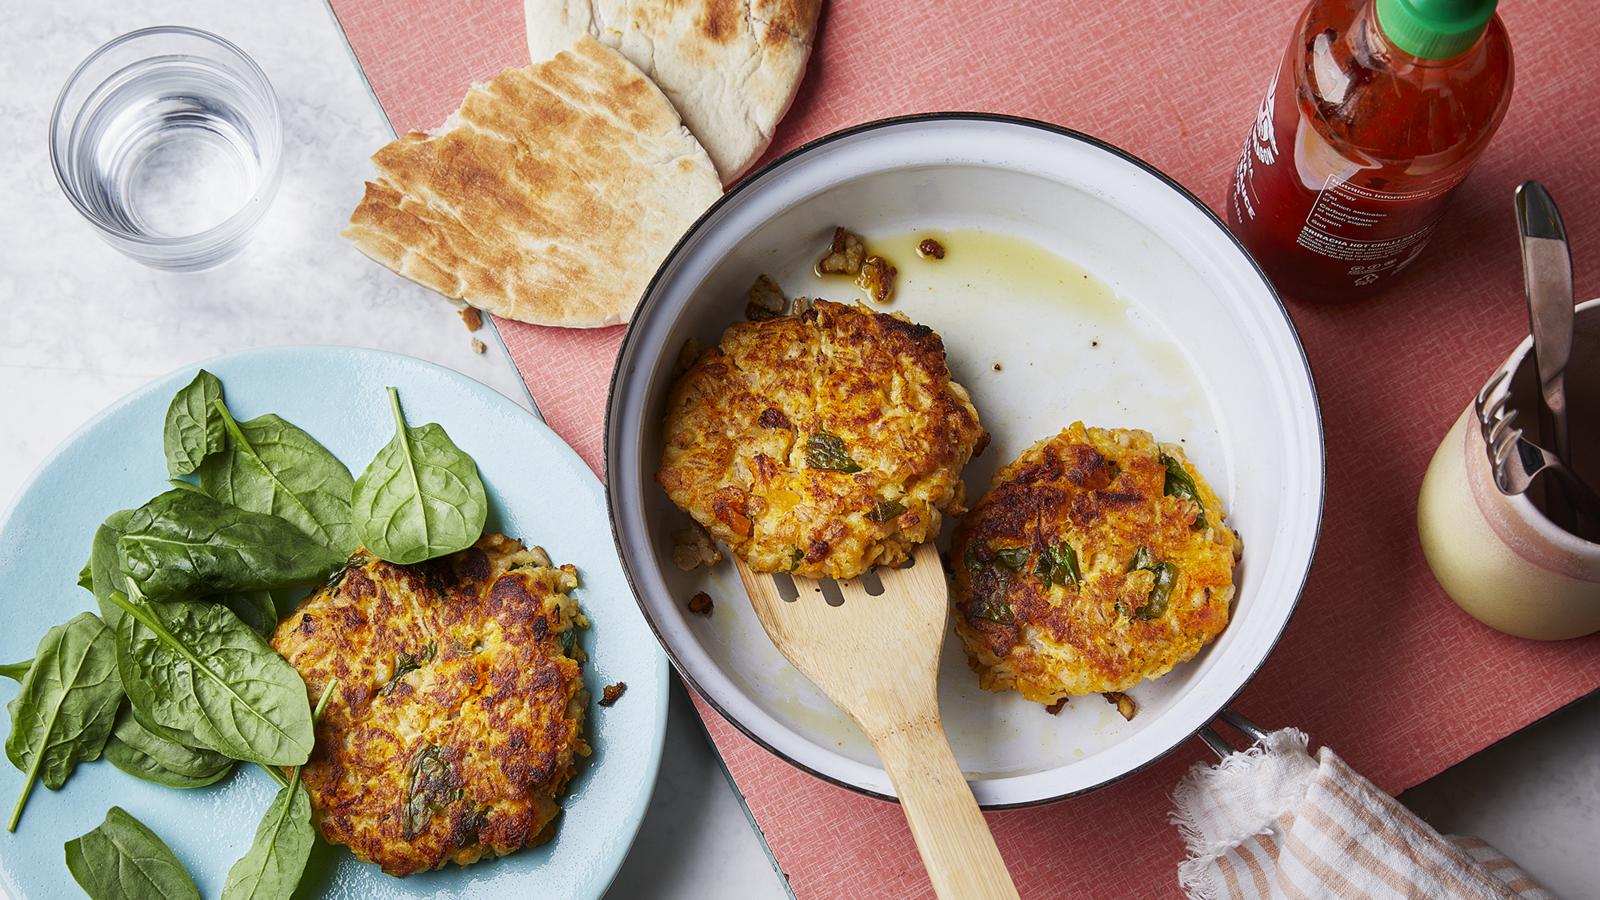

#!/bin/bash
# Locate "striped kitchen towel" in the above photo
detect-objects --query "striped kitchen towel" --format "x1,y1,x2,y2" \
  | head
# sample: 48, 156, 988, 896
1172, 729, 1553, 899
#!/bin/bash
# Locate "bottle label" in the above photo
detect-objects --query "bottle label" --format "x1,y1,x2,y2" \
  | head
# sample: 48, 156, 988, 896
1294, 175, 1447, 284
1230, 70, 1282, 226
1229, 61, 1464, 294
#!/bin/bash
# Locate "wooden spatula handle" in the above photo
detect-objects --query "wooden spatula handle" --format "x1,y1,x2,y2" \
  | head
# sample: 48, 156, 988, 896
871, 715, 1020, 900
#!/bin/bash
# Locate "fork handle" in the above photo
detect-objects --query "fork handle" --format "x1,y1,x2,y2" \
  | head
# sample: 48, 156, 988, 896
870, 715, 1020, 900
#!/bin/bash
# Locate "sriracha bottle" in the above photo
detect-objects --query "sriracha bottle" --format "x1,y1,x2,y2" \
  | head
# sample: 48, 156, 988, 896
1227, 0, 1513, 302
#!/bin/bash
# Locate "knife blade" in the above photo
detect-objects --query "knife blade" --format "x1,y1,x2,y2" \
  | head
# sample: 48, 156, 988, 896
1515, 181, 1577, 528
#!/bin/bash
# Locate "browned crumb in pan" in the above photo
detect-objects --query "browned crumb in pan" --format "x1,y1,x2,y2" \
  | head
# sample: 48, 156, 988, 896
857, 255, 896, 303
1104, 691, 1137, 721
599, 682, 627, 706
816, 227, 865, 275
671, 524, 723, 571
746, 274, 787, 320
687, 591, 715, 616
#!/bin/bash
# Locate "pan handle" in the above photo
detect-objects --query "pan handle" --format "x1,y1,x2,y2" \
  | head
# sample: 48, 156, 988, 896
1198, 707, 1269, 759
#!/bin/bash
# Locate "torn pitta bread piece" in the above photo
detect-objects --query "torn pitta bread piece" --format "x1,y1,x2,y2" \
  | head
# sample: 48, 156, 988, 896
343, 35, 723, 328
525, 0, 821, 183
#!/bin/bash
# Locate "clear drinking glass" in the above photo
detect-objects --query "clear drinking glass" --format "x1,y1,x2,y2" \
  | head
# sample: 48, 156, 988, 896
49, 26, 283, 271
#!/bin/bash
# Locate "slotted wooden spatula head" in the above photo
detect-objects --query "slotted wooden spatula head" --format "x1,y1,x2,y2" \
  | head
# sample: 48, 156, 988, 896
734, 543, 949, 735
732, 542, 1019, 900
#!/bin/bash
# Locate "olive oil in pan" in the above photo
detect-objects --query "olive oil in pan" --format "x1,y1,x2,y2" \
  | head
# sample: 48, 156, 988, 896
840, 228, 1221, 513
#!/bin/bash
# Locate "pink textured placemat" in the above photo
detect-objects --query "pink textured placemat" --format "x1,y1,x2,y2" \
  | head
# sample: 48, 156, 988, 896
326, 0, 1600, 894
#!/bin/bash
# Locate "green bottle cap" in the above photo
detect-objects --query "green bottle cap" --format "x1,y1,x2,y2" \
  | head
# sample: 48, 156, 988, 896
1375, 0, 1497, 59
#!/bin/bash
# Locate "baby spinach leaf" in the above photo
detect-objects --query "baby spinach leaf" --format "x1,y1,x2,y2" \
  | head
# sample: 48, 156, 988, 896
1160, 452, 1208, 530
65, 806, 201, 900
116, 488, 344, 600
805, 431, 863, 473
163, 370, 225, 478
104, 705, 233, 789
200, 404, 358, 555
77, 560, 93, 592
221, 679, 337, 900
352, 387, 487, 565
89, 509, 137, 626
221, 769, 313, 900
110, 590, 313, 767
961, 546, 1018, 625
216, 590, 282, 637
5, 612, 123, 832
0, 659, 30, 682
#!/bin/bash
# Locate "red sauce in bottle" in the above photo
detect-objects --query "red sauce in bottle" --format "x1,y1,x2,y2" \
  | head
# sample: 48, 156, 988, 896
1227, 0, 1513, 302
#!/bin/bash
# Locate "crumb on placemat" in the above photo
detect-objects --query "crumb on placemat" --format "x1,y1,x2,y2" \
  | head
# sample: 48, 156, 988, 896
687, 591, 714, 616
469, 338, 486, 354
599, 682, 627, 706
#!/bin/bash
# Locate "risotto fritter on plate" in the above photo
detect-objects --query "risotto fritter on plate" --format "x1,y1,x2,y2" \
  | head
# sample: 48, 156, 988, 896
271, 534, 589, 877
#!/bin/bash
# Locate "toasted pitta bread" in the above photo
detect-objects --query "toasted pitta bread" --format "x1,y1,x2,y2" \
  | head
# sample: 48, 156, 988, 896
343, 36, 723, 328
525, 0, 821, 182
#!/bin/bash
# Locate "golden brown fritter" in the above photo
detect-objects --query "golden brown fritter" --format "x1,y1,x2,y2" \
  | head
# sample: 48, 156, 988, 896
657, 299, 985, 580
270, 534, 589, 877
951, 424, 1240, 704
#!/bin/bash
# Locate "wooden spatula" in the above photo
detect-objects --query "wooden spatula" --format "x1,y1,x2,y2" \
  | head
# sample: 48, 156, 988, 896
733, 542, 1020, 900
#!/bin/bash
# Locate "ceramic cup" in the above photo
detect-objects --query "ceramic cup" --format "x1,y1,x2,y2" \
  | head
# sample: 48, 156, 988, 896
1418, 298, 1600, 640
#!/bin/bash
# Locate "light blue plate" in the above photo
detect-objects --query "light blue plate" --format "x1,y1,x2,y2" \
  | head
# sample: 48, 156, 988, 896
0, 346, 666, 898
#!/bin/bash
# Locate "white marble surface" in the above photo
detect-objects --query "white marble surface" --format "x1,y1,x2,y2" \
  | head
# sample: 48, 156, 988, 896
1, 1, 1595, 899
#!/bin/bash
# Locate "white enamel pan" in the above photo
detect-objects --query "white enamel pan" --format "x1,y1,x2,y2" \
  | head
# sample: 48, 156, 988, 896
605, 114, 1324, 807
